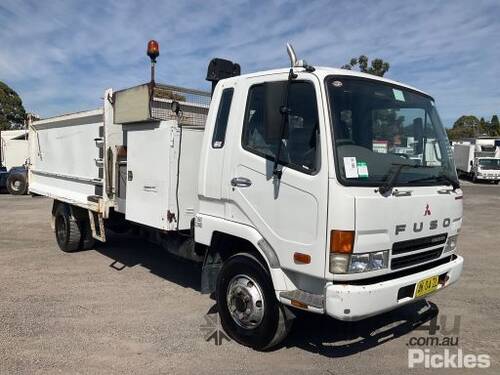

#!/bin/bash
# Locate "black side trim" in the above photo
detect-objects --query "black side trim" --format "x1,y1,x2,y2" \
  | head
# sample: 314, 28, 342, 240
333, 255, 455, 286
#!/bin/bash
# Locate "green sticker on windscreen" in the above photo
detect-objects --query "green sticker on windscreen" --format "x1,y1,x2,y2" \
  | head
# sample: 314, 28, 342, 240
393, 89, 405, 102
357, 161, 369, 178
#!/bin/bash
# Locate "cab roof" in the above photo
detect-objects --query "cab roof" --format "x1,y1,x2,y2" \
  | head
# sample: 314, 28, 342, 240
224, 66, 432, 99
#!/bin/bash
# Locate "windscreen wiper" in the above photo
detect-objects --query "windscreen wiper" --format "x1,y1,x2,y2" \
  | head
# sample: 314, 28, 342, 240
378, 163, 432, 195
407, 173, 460, 190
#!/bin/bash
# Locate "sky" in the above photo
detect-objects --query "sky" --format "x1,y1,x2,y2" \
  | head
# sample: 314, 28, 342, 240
1, 0, 499, 127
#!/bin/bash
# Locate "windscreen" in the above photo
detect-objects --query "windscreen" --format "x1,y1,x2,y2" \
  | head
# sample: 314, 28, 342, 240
479, 159, 500, 169
326, 76, 457, 187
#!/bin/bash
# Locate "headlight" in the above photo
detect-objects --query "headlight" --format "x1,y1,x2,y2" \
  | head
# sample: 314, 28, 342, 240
444, 234, 458, 253
330, 250, 389, 274
369, 251, 389, 270
349, 253, 371, 273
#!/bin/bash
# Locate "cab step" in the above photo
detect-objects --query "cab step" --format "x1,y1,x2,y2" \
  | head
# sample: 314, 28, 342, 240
279, 289, 324, 311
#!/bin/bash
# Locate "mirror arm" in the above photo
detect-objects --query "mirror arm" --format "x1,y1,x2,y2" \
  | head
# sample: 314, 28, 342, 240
272, 68, 296, 178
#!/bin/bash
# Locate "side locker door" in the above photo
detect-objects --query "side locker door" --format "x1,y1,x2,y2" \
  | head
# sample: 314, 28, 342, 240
225, 73, 329, 277
125, 122, 171, 229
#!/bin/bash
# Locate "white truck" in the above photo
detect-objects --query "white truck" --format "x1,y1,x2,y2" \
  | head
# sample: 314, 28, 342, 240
453, 139, 500, 184
28, 42, 464, 350
0, 129, 29, 194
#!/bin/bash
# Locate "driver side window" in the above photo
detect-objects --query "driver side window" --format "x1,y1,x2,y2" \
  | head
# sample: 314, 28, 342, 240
242, 81, 320, 173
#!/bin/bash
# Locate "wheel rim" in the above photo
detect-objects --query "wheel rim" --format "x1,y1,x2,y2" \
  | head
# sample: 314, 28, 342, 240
11, 179, 21, 191
55, 215, 67, 244
226, 274, 265, 329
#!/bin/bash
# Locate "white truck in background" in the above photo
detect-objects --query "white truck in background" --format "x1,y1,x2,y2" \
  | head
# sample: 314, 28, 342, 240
453, 139, 500, 184
0, 129, 29, 194
28, 42, 464, 350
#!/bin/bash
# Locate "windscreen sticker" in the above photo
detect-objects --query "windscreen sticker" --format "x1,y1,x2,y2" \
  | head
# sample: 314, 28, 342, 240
357, 161, 369, 178
393, 88, 405, 102
343, 157, 359, 178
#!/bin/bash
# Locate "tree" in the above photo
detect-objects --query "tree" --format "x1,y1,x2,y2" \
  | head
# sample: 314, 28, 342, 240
447, 114, 500, 140
478, 117, 489, 135
341, 55, 390, 77
446, 115, 479, 140
490, 115, 500, 136
0, 81, 26, 130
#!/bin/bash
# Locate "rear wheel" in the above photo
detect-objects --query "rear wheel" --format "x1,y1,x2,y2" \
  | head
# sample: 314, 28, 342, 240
54, 204, 82, 252
494, 180, 499, 185
6, 173, 28, 195
216, 254, 293, 350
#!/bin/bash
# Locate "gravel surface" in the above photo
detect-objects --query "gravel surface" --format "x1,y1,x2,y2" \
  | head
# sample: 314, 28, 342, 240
0, 181, 498, 374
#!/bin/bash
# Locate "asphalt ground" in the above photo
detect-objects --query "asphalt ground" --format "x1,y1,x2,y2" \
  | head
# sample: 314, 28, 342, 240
0, 180, 498, 374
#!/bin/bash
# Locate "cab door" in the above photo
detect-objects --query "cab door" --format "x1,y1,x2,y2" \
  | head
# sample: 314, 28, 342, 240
224, 73, 329, 276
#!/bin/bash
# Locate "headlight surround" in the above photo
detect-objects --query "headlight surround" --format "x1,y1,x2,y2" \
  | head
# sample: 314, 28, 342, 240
444, 234, 459, 253
330, 250, 389, 274
330, 253, 350, 273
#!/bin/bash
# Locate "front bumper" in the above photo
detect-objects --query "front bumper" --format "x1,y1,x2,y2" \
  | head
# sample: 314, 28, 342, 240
477, 174, 500, 180
324, 255, 463, 321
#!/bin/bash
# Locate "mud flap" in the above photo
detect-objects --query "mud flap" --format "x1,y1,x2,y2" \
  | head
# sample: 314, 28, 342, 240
88, 210, 106, 242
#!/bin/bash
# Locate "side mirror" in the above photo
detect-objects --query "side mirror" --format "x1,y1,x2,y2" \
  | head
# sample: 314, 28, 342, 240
470, 160, 473, 167
206, 58, 241, 96
263, 81, 288, 142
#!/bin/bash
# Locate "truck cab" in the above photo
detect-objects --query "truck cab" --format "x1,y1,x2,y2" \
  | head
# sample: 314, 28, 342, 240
454, 139, 500, 183
473, 157, 500, 183
196, 62, 463, 347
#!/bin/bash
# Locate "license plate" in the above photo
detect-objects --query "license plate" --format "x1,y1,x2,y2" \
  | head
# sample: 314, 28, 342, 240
414, 275, 439, 298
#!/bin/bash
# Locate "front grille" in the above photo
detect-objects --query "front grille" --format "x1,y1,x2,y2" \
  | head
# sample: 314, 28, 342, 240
391, 248, 443, 270
392, 233, 447, 255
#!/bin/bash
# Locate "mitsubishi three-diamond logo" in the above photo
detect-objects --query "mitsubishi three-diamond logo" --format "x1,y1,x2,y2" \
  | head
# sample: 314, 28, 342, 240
200, 313, 231, 346
424, 204, 432, 216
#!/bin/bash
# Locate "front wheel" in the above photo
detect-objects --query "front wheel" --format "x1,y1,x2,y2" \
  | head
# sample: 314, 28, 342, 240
494, 180, 499, 185
216, 254, 293, 350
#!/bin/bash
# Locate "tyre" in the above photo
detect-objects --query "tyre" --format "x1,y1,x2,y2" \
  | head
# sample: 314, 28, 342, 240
6, 173, 28, 195
216, 254, 293, 350
494, 180, 499, 185
54, 204, 82, 252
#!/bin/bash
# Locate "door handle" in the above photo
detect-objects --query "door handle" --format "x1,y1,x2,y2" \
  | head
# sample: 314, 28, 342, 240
231, 177, 252, 187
